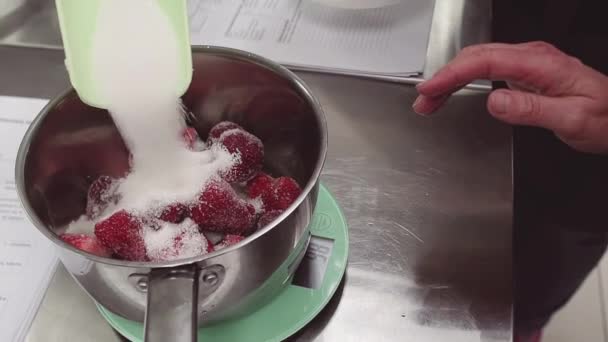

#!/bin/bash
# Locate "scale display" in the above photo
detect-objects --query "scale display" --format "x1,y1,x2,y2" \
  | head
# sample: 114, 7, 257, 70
292, 236, 334, 289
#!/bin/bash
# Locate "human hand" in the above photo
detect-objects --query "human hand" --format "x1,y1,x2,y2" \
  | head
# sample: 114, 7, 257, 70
413, 42, 608, 154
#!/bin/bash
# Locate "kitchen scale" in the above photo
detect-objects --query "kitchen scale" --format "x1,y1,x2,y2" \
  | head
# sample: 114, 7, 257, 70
96, 184, 349, 342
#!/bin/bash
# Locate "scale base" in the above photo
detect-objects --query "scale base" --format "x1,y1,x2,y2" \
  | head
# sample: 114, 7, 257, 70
96, 184, 349, 342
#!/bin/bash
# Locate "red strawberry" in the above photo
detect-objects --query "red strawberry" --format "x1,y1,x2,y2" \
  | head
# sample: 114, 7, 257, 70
273, 177, 301, 210
145, 220, 210, 262
247, 174, 301, 211
86, 176, 120, 219
182, 127, 200, 149
94, 210, 147, 261
189, 180, 256, 235
247, 173, 274, 204
217, 129, 264, 183
257, 209, 284, 229
207, 121, 244, 144
157, 203, 187, 223
60, 233, 112, 257
214, 234, 245, 250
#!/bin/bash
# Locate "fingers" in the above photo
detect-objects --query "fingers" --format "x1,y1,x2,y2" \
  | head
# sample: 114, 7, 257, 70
487, 89, 585, 137
416, 43, 580, 99
412, 94, 450, 115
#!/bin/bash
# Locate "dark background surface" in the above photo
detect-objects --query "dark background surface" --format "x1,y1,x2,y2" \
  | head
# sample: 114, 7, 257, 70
493, 0, 608, 333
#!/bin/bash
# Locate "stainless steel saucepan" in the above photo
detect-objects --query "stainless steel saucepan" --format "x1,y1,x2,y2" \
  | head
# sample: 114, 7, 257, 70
15, 46, 327, 342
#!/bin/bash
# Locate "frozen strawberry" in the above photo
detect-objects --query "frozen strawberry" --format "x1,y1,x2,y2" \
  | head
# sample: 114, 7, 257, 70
214, 234, 245, 250
94, 210, 147, 261
217, 129, 264, 183
257, 209, 284, 229
157, 203, 187, 223
86, 176, 120, 219
246, 172, 274, 204
60, 233, 112, 257
207, 121, 244, 143
182, 127, 200, 149
145, 220, 210, 262
189, 180, 256, 235
273, 177, 302, 210
247, 174, 301, 211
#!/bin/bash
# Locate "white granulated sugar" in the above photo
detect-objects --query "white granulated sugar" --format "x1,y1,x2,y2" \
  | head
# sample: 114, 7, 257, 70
99, 179, 120, 202
86, 178, 121, 219
248, 197, 265, 215
117, 145, 235, 212
192, 140, 208, 152
89, 0, 236, 214
66, 215, 95, 235
144, 219, 208, 261
92, 0, 180, 107
202, 231, 225, 245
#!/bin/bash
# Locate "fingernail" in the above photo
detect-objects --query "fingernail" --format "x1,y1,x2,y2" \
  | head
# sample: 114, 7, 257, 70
412, 96, 424, 113
416, 81, 425, 90
492, 91, 511, 115
413, 95, 421, 105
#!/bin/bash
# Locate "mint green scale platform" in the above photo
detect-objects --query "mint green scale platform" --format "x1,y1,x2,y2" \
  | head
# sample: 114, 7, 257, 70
96, 184, 349, 342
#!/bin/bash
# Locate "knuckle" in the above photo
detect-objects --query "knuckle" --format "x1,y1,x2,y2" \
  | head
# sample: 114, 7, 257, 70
517, 93, 542, 121
460, 45, 479, 56
461, 44, 491, 59
558, 100, 592, 139
440, 64, 464, 86
526, 41, 559, 53
464, 46, 495, 77
557, 55, 583, 70
560, 112, 587, 139
568, 56, 584, 67
556, 57, 573, 72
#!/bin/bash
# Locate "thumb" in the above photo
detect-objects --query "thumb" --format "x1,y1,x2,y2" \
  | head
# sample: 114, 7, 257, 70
487, 89, 583, 136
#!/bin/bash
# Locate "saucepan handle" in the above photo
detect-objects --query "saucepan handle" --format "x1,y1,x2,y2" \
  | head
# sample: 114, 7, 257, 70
144, 266, 199, 342
143, 264, 225, 342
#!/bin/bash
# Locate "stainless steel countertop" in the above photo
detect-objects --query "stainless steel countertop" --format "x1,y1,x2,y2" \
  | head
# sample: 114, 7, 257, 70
1, 1, 512, 341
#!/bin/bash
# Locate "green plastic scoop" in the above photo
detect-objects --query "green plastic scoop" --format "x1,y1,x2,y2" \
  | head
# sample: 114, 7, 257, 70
55, 0, 193, 109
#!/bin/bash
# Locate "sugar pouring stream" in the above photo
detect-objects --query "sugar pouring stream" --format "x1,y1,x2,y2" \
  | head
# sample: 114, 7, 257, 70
55, 1, 201, 341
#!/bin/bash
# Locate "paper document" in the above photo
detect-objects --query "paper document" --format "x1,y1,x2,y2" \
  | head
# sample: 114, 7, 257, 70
188, 0, 435, 77
0, 96, 57, 342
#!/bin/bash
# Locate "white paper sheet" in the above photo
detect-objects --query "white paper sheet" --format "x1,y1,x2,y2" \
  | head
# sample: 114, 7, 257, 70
0, 96, 57, 342
188, 0, 435, 76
